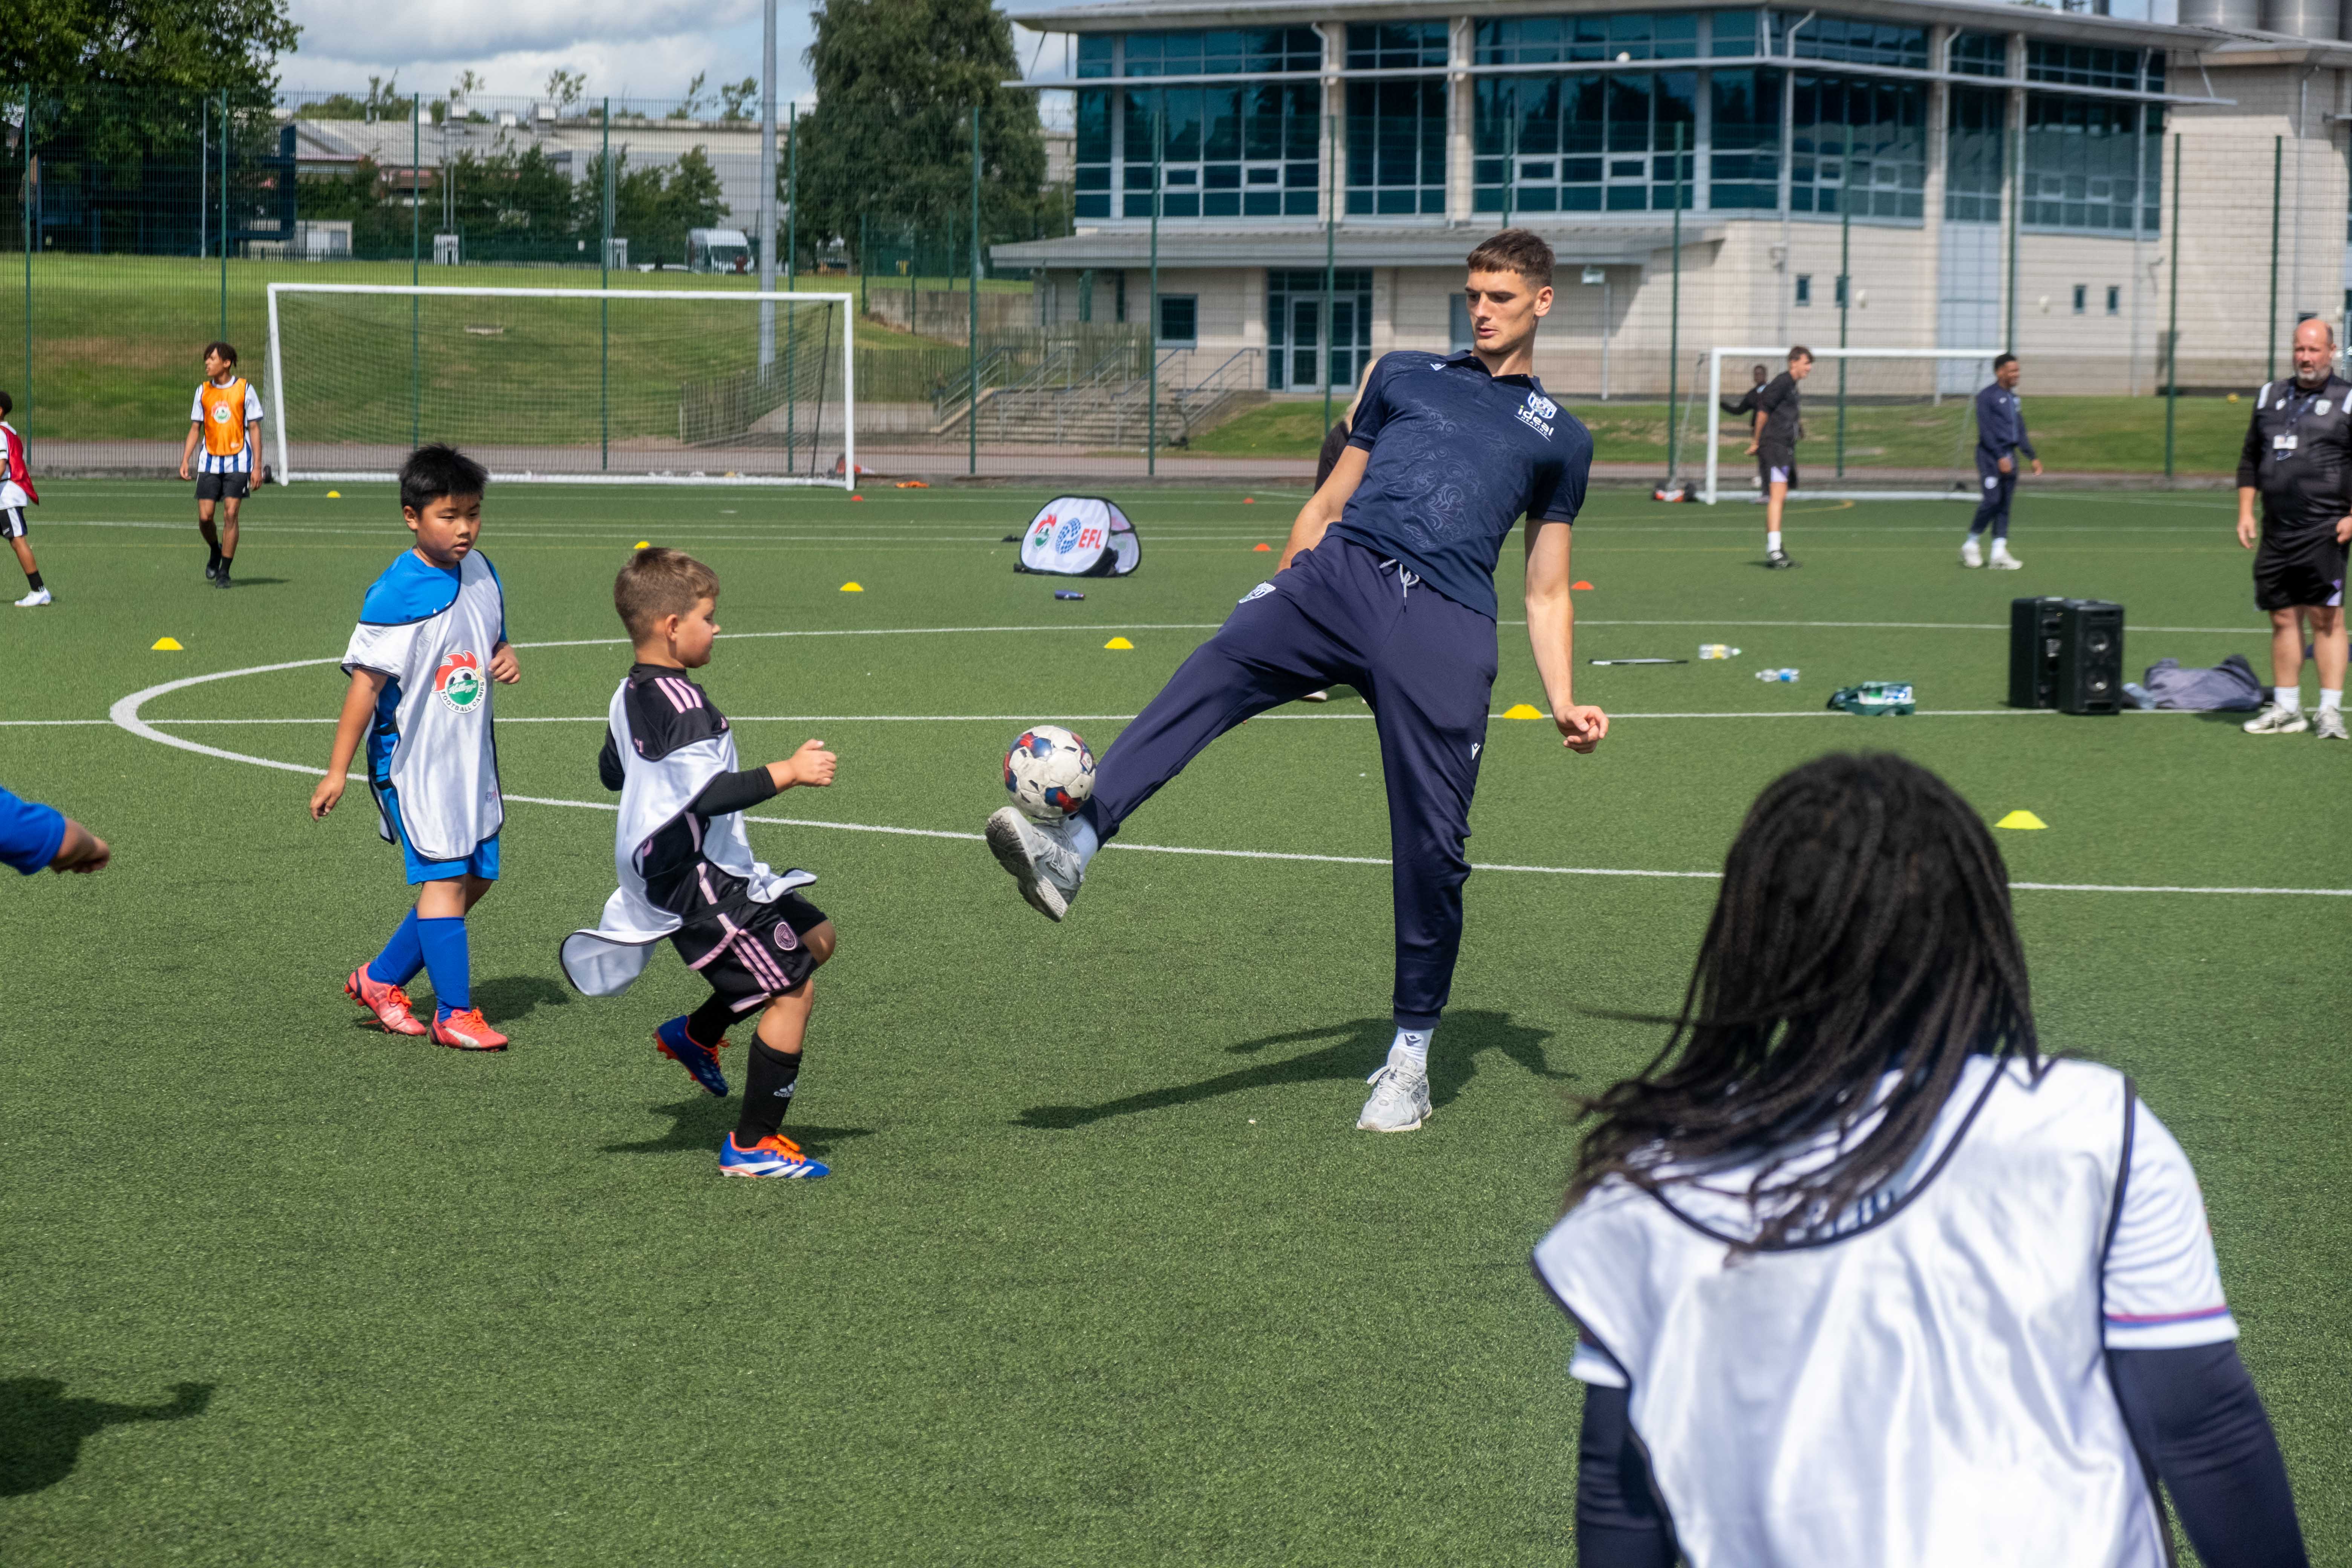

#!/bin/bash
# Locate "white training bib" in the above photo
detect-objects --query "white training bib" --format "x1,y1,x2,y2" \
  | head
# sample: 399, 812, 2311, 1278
342, 553, 505, 862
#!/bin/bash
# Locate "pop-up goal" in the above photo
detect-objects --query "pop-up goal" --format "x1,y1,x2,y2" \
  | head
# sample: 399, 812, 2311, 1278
1702, 347, 2004, 504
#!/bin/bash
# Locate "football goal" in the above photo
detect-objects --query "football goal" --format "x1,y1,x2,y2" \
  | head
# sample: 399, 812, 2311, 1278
266, 284, 854, 487
1700, 347, 2004, 504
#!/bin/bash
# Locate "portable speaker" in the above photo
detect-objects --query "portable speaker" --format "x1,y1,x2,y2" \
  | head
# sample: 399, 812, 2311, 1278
2056, 599, 2125, 715
2009, 597, 2068, 709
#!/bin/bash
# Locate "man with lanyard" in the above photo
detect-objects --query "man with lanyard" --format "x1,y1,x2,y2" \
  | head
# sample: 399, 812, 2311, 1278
985, 228, 1608, 1134
2237, 317, 2352, 740
1746, 347, 1810, 568
1962, 353, 2041, 570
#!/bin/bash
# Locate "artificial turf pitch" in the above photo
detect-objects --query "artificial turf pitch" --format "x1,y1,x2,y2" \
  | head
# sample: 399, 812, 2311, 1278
1, 479, 2344, 1565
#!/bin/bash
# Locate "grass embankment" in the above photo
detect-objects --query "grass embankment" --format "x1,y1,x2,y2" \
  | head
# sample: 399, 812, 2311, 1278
1193, 394, 2254, 474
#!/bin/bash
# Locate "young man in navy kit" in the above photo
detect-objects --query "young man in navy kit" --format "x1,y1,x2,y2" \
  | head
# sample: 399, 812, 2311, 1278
987, 229, 1608, 1133
1961, 352, 2040, 570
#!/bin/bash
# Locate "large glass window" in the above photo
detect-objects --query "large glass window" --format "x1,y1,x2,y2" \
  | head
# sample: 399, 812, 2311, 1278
2023, 93, 2160, 234
1348, 80, 1447, 216
1945, 84, 2004, 223
1475, 12, 1698, 65
1076, 89, 1113, 219
2026, 42, 2149, 91
1772, 15, 1928, 70
1268, 270, 1373, 391
1077, 36, 1114, 78
1948, 32, 2007, 78
1790, 74, 1925, 218
1709, 66, 1781, 210
1474, 72, 1695, 214
1348, 22, 1447, 70
1709, 9, 1761, 57
1119, 29, 1321, 77
1113, 84, 1319, 219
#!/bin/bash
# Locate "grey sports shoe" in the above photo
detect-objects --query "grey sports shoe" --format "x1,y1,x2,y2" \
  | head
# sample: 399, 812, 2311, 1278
1357, 1064, 1432, 1132
2243, 703, 2309, 735
985, 806, 1084, 921
1988, 544, 2023, 570
1960, 537, 1983, 569
2315, 706, 2348, 740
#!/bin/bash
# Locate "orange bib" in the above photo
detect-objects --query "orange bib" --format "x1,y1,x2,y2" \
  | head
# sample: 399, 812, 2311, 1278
199, 378, 251, 458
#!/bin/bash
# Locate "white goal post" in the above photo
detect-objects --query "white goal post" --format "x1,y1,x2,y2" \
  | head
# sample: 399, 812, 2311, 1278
1701, 346, 2005, 505
266, 283, 856, 488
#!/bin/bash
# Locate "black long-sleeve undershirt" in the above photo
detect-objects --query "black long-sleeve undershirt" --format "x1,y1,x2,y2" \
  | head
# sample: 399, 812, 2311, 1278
596, 727, 777, 817
1574, 1343, 2308, 1568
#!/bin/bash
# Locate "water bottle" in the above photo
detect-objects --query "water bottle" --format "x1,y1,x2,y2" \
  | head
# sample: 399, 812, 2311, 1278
1753, 667, 1799, 683
1698, 643, 1741, 660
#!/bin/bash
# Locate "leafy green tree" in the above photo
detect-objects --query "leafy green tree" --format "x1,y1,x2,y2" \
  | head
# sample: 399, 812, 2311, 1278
5, 0, 300, 110
717, 77, 758, 122
580, 145, 732, 265
794, 0, 1050, 262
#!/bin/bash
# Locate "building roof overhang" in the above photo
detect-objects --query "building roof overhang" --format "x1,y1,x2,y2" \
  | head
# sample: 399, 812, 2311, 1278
992, 221, 1725, 270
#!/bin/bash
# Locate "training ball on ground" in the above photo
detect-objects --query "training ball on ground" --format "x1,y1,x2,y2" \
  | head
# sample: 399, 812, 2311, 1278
1004, 725, 1096, 822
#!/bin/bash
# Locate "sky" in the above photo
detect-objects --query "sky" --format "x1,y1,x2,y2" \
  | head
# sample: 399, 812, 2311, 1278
277, 0, 1083, 114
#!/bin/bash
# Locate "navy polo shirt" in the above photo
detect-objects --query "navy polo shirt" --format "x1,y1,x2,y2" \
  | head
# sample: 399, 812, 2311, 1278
1328, 349, 1592, 620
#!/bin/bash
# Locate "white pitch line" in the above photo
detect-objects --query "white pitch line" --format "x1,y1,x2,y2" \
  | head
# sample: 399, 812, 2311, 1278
105, 653, 2351, 899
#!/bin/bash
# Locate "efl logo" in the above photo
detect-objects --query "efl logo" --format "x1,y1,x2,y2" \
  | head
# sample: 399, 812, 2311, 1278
434, 649, 485, 714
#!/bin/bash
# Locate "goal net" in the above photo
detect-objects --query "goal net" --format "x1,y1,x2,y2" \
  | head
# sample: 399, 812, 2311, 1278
1701, 348, 2003, 504
267, 285, 854, 486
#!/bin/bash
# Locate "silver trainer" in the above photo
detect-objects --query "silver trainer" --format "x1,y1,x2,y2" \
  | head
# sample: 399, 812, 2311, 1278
1357, 1064, 1432, 1132
986, 807, 1085, 921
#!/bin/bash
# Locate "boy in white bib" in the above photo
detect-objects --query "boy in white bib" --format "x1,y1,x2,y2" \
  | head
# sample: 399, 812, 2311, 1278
311, 446, 518, 1052
1537, 753, 2306, 1568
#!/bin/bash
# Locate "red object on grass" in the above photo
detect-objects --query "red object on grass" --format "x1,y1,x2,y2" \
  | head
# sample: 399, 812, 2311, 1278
1572, 580, 1593, 590
1254, 542, 1273, 551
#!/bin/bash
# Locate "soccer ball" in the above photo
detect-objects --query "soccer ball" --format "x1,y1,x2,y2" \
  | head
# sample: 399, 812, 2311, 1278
1004, 725, 1095, 822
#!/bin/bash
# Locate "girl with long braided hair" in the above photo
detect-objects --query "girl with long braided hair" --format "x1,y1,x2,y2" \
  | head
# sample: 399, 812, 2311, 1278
1535, 753, 2304, 1568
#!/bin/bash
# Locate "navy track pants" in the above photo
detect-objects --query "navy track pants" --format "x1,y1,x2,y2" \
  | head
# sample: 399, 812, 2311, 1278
1969, 456, 2017, 541
1076, 535, 1498, 1029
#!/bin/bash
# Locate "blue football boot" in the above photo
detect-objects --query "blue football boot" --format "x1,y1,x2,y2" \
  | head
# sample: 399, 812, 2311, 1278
654, 1015, 729, 1097
718, 1133, 829, 1179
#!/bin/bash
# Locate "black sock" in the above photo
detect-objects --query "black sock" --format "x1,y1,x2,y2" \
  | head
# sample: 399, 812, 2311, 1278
735, 1042, 802, 1145
217, 556, 232, 579
23, 571, 39, 590
686, 994, 737, 1048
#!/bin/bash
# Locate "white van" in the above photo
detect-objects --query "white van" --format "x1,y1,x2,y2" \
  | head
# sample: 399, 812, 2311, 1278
686, 228, 753, 274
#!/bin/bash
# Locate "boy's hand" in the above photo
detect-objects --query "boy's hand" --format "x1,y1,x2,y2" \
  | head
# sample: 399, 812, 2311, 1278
1555, 704, 1609, 755
489, 643, 520, 684
771, 739, 837, 790
50, 819, 111, 874
178, 459, 192, 481
311, 775, 346, 820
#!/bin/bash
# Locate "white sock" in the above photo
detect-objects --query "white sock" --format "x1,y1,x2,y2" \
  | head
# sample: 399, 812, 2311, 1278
2321, 689, 2343, 712
1767, 530, 1782, 553
2276, 686, 2302, 709
1991, 537, 2014, 555
1388, 1026, 1432, 1076
1063, 811, 1101, 869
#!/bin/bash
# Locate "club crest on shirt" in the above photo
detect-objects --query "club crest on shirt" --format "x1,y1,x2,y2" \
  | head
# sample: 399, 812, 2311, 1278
1516, 398, 1555, 439
435, 649, 485, 714
211, 404, 233, 424
1527, 392, 1558, 420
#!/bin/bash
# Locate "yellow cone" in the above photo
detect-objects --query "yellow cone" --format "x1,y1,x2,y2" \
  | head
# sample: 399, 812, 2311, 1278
326, 490, 342, 498
1995, 810, 2048, 830
840, 582, 864, 592
1104, 637, 1135, 650
152, 637, 183, 651
634, 540, 651, 549
1502, 703, 1544, 720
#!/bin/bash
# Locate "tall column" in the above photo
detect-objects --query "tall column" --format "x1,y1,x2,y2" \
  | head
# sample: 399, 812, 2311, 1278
758, 0, 778, 369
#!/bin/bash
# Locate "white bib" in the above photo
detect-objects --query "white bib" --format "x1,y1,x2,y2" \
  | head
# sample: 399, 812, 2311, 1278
1536, 1058, 2163, 1568
343, 553, 505, 862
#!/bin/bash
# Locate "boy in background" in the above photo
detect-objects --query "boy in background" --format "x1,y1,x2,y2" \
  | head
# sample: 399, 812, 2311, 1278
177, 341, 265, 589
0, 391, 48, 606
1744, 346, 1810, 568
310, 445, 518, 1051
560, 548, 842, 1180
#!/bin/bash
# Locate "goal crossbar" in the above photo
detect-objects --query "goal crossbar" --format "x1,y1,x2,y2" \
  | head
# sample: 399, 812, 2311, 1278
265, 283, 858, 488
1702, 346, 2004, 505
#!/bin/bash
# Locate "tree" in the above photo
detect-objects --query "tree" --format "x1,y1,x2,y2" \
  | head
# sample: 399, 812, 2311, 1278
718, 77, 759, 122
5, 0, 300, 109
580, 145, 732, 265
673, 71, 710, 121
544, 68, 586, 114
794, 0, 1049, 260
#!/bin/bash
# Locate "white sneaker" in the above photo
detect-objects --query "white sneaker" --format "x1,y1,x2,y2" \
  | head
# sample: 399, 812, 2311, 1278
1988, 544, 2023, 570
12, 588, 49, 606
1960, 537, 1983, 569
985, 806, 1084, 921
2243, 703, 2309, 735
1357, 1064, 1432, 1132
2315, 707, 2348, 740
1298, 689, 1331, 703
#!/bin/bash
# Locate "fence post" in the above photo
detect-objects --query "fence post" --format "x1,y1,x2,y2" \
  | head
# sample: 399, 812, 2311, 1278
859, 211, 867, 317
2268, 134, 2281, 383
1148, 102, 1161, 477
410, 93, 420, 450
1323, 106, 1336, 432
22, 88, 32, 426
2164, 133, 2180, 481
786, 104, 800, 472
969, 104, 980, 479
758, 0, 777, 369
1836, 121, 1851, 480
601, 98, 612, 472
1667, 120, 1683, 481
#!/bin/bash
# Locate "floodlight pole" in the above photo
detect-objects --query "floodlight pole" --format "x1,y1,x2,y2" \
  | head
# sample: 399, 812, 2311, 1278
758, 0, 778, 370
2164, 133, 2180, 479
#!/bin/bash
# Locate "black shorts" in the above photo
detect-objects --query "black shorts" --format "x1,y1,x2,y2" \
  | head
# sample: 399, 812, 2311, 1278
195, 471, 250, 502
672, 891, 829, 1016
2253, 530, 2347, 612
0, 507, 25, 540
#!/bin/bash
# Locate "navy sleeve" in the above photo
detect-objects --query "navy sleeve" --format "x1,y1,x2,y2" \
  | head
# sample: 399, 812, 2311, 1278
2015, 401, 2036, 460
1754, 377, 1790, 417
2108, 1343, 2308, 1568
1345, 356, 1402, 450
0, 786, 67, 874
2239, 401, 2266, 490
1534, 427, 1592, 525
1576, 1384, 1675, 1568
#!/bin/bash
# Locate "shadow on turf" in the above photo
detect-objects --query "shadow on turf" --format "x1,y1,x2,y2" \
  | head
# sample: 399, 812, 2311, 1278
601, 1093, 874, 1159
0, 1378, 214, 1496
1015, 1010, 1567, 1130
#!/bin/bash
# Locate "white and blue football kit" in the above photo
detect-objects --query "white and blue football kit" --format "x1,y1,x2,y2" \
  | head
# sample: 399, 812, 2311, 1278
1536, 1058, 2256, 1568
341, 551, 507, 883
1075, 349, 1591, 1030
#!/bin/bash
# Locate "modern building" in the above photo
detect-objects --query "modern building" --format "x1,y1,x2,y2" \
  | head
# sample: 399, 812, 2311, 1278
994, 0, 2352, 402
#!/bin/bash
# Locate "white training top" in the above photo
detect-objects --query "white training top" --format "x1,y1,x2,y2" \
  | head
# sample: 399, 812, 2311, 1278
341, 551, 506, 863
1536, 1056, 2234, 1568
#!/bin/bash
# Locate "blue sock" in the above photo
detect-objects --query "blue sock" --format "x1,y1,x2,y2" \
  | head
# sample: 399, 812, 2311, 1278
366, 908, 425, 987
416, 916, 471, 1017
